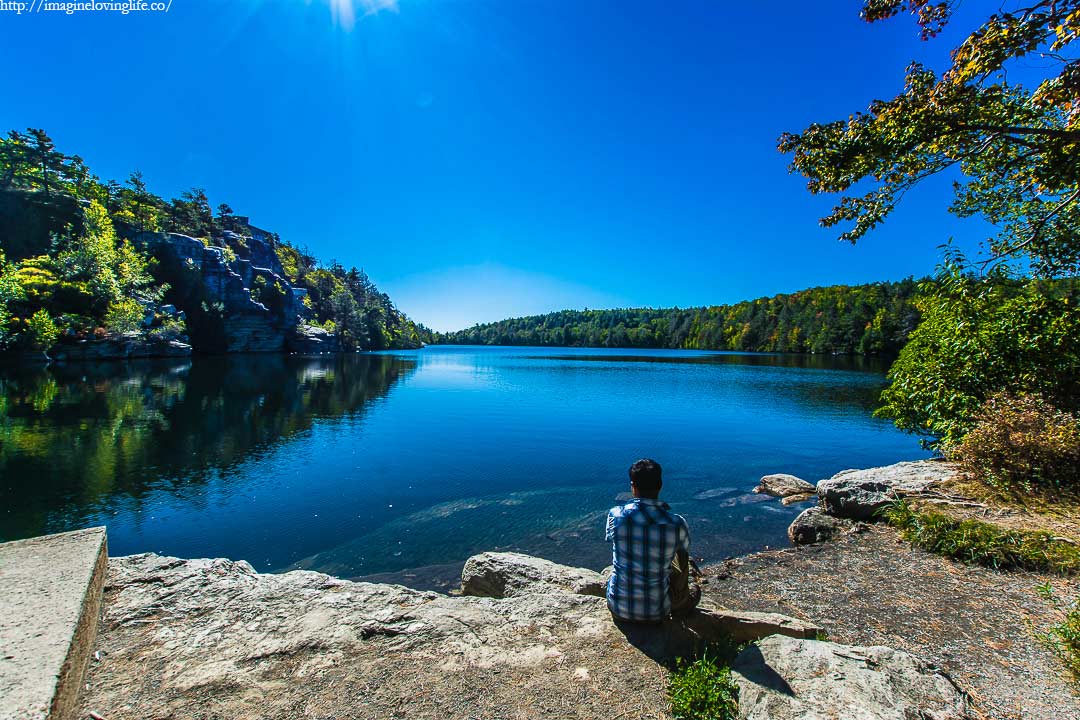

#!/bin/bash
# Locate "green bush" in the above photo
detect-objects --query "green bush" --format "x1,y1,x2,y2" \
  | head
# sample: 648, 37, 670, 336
25, 308, 59, 350
104, 298, 146, 334
949, 393, 1080, 493
668, 654, 739, 720
877, 265, 1080, 448
883, 501, 1080, 574
148, 317, 187, 343
1037, 583, 1080, 681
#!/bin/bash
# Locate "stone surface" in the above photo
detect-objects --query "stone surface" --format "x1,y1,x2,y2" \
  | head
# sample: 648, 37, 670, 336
1, 528, 108, 720
286, 324, 342, 354
693, 604, 823, 644
780, 492, 817, 506
461, 551, 606, 598
788, 506, 850, 545
754, 473, 816, 498
134, 232, 305, 354
79, 552, 824, 719
49, 336, 191, 362
817, 460, 956, 521
732, 634, 969, 720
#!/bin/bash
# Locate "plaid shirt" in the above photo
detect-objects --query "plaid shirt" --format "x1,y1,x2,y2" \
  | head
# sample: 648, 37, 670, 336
605, 498, 690, 622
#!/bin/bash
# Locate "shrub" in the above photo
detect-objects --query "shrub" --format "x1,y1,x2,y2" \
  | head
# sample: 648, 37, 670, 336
883, 501, 1080, 574
25, 308, 59, 350
668, 654, 739, 720
949, 393, 1080, 493
148, 317, 187, 343
104, 298, 146, 334
877, 265, 1080, 448
1037, 583, 1080, 682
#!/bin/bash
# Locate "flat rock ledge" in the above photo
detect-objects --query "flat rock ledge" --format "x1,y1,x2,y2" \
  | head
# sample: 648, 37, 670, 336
79, 550, 965, 719
732, 635, 970, 720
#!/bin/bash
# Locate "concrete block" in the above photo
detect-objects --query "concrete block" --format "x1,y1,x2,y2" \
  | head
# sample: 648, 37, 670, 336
0, 528, 108, 720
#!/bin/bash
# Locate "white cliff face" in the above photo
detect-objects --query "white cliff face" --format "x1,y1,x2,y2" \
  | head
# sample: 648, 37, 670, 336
79, 551, 966, 720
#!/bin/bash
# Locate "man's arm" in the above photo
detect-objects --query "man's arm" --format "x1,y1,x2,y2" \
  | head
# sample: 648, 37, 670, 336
678, 517, 690, 555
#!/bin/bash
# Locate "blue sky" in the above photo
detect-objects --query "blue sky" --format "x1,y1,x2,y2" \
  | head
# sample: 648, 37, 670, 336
1, 1, 995, 331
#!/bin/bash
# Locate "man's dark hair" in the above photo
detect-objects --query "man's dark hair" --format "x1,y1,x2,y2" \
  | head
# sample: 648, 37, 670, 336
629, 458, 662, 498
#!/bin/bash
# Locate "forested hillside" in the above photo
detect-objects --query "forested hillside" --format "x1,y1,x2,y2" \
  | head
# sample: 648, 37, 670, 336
440, 280, 921, 355
0, 128, 433, 356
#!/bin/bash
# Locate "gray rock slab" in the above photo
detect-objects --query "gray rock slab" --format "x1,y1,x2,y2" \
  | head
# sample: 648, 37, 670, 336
0, 528, 108, 720
817, 460, 956, 521
460, 551, 606, 598
733, 634, 969, 720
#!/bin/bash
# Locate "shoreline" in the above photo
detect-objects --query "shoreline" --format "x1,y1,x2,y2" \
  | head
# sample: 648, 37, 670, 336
64, 460, 1078, 719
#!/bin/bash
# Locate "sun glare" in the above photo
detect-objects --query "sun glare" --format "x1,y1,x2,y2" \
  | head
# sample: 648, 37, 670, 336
328, 0, 398, 30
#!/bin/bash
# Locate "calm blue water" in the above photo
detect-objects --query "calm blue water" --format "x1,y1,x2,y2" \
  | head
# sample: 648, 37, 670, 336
0, 346, 926, 590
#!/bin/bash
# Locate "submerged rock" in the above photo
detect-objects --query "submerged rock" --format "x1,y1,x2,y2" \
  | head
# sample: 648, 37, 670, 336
754, 473, 815, 498
816, 460, 955, 521
732, 635, 969, 720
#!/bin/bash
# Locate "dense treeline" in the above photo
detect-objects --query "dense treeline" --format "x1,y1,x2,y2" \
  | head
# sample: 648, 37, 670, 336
0, 128, 433, 353
441, 281, 921, 355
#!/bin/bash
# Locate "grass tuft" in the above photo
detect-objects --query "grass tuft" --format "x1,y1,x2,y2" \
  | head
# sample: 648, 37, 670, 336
882, 500, 1080, 575
668, 653, 739, 720
1038, 583, 1080, 682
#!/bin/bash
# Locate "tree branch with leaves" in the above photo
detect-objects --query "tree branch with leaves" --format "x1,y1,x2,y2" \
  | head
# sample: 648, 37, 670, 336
779, 0, 1080, 276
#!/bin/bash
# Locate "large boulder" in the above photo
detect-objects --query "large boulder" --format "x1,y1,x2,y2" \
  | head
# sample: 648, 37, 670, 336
787, 506, 849, 546
816, 460, 955, 521
754, 473, 815, 498
460, 551, 606, 598
732, 635, 969, 720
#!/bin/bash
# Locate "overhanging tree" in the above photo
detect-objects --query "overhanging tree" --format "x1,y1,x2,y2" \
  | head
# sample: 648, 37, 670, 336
780, 1, 1080, 446
780, 0, 1079, 275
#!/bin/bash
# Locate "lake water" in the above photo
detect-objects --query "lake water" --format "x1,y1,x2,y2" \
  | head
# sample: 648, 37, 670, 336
0, 346, 927, 590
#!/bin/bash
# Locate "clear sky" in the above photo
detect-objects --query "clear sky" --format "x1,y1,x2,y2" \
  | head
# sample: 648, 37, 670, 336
0, 0, 995, 331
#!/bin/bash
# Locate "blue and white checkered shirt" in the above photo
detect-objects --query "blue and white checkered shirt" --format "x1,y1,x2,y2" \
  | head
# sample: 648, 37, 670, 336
605, 498, 690, 622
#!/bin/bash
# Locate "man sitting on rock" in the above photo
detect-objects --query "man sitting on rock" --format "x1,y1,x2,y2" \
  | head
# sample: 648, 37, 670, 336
605, 458, 701, 622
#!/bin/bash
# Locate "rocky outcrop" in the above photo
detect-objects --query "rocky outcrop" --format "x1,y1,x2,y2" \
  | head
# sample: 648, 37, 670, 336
286, 324, 342, 354
787, 506, 852, 545
732, 634, 970, 720
82, 551, 833, 719
816, 460, 956, 521
461, 551, 606, 598
49, 335, 191, 362
754, 473, 815, 499
134, 232, 307, 354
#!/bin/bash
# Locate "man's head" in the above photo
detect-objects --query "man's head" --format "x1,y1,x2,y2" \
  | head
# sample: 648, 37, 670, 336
629, 458, 662, 499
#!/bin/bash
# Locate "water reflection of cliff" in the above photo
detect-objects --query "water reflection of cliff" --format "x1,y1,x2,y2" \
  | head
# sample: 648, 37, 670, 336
0, 354, 416, 542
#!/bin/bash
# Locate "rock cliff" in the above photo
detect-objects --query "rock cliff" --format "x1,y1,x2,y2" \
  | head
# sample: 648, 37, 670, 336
135, 231, 310, 354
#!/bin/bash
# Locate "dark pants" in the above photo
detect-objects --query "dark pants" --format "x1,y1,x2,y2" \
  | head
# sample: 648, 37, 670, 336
669, 549, 702, 616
